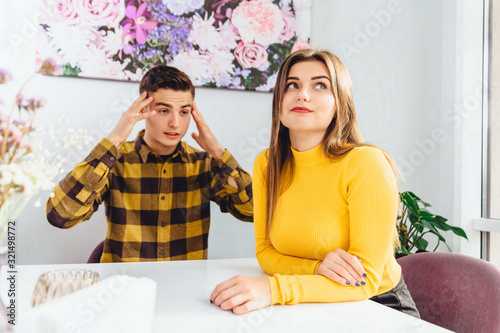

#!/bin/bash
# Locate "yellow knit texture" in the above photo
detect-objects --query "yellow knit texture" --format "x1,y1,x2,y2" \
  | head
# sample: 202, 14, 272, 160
253, 145, 402, 304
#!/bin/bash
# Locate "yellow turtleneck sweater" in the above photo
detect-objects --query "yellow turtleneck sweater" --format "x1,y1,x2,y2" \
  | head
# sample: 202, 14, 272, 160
253, 144, 401, 305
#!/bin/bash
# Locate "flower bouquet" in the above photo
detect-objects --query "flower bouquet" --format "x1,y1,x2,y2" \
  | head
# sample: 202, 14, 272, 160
0, 69, 94, 247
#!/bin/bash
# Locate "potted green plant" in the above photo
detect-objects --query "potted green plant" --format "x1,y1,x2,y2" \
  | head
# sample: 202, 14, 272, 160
396, 191, 468, 258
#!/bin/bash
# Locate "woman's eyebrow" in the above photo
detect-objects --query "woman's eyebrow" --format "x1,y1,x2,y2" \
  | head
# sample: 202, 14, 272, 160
285, 75, 331, 82
311, 75, 331, 82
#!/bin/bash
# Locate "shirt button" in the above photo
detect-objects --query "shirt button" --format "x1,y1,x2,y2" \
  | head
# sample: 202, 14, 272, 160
159, 250, 165, 255
109, 156, 115, 162
161, 223, 165, 227
161, 196, 165, 200
221, 164, 226, 169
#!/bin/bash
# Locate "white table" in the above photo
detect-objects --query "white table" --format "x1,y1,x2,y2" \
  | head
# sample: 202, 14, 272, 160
2, 258, 452, 332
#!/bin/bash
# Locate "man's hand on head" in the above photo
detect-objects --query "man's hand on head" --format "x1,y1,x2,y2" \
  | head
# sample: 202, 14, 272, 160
191, 102, 225, 160
191, 102, 238, 189
107, 91, 156, 148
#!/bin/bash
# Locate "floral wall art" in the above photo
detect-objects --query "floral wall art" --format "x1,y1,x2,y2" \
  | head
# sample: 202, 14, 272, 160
36, 0, 312, 92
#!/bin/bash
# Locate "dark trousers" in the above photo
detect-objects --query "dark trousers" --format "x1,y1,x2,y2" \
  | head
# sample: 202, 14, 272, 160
370, 275, 421, 319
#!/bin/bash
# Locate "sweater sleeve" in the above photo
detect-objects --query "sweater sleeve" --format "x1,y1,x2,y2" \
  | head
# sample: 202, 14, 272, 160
254, 151, 322, 276
264, 148, 400, 304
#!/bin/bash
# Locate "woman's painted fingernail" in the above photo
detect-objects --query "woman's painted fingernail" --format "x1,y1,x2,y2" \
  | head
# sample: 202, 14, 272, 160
355, 282, 360, 287
362, 273, 367, 278
210, 299, 213, 303
361, 281, 366, 286
346, 281, 350, 285
231, 309, 234, 313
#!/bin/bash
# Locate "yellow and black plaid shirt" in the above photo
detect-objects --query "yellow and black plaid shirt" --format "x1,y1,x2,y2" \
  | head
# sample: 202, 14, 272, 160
47, 130, 253, 262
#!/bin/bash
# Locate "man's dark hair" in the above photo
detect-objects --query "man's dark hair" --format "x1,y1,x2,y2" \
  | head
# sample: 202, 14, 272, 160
139, 65, 195, 98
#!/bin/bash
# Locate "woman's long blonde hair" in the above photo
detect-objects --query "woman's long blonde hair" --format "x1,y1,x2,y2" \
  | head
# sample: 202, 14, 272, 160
265, 49, 399, 246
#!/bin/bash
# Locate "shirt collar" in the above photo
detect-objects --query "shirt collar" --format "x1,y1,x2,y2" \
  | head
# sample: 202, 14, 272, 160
134, 130, 188, 163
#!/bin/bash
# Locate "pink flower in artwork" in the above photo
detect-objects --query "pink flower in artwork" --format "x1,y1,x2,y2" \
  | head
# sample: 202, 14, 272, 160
169, 50, 210, 86
73, 0, 126, 27
122, 32, 135, 54
44, 0, 79, 25
207, 50, 235, 78
234, 41, 268, 69
36, 57, 62, 76
218, 20, 239, 52
0, 69, 13, 84
122, 3, 157, 45
278, 9, 296, 43
231, 0, 284, 47
189, 12, 222, 52
291, 38, 310, 54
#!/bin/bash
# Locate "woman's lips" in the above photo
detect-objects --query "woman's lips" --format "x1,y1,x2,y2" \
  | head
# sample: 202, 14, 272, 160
291, 106, 312, 113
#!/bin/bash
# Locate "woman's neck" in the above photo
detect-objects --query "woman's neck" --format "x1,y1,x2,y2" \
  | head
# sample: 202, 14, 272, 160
289, 131, 324, 152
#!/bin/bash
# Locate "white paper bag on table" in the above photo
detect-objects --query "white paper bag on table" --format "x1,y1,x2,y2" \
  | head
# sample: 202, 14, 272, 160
19, 275, 157, 333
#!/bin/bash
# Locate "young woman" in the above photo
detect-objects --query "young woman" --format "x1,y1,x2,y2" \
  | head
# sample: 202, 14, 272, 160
210, 49, 420, 318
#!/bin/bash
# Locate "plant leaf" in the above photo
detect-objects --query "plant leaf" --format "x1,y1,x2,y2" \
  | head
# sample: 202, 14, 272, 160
421, 201, 432, 208
433, 220, 452, 231
405, 191, 421, 201
408, 213, 419, 224
413, 221, 424, 233
400, 192, 420, 215
435, 215, 449, 223
415, 237, 429, 250
419, 210, 436, 221
395, 246, 410, 254
416, 197, 431, 207
420, 221, 447, 241
428, 228, 447, 242
448, 225, 469, 240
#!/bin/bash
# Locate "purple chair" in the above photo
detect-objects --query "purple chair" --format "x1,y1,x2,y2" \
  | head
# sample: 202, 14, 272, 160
87, 240, 105, 263
397, 252, 500, 333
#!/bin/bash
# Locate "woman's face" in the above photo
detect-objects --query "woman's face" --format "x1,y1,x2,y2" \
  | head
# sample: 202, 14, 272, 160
280, 60, 336, 140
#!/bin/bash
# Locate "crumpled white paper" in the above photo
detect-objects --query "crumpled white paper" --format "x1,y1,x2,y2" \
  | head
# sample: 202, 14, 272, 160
19, 275, 157, 333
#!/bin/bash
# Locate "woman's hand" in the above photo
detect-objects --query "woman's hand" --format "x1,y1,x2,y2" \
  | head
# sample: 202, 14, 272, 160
316, 249, 367, 287
210, 275, 271, 315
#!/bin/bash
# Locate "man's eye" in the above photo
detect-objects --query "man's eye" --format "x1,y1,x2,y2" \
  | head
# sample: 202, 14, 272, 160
181, 110, 189, 115
159, 109, 168, 114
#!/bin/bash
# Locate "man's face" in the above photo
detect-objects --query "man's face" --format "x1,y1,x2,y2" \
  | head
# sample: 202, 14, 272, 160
143, 88, 193, 155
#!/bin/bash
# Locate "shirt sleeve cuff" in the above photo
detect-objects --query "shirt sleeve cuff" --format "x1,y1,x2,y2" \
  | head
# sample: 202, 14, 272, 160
211, 149, 240, 177
89, 137, 122, 167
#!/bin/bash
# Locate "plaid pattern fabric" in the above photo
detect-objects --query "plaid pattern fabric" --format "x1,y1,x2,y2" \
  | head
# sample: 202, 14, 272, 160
47, 130, 253, 262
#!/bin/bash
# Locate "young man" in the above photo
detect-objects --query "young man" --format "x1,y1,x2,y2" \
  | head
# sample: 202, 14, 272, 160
47, 66, 253, 262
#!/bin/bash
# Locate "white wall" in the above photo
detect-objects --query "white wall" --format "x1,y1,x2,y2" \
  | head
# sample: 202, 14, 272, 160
0, 0, 484, 264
